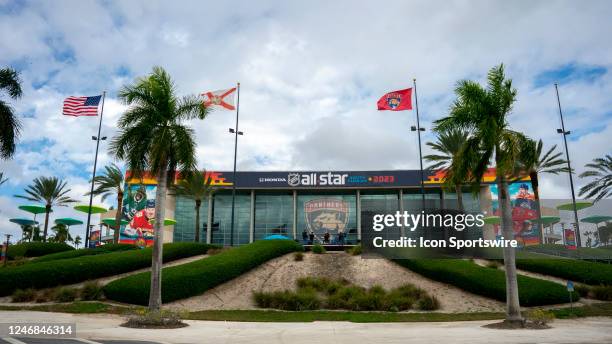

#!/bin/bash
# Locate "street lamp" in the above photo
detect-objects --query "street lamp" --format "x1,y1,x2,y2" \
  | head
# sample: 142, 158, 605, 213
228, 124, 244, 247
554, 83, 581, 247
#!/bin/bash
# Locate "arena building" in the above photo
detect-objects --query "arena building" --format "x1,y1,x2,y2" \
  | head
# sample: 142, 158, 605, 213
109, 169, 543, 248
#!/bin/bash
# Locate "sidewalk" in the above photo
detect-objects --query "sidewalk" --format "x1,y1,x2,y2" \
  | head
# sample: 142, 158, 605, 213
2, 311, 611, 344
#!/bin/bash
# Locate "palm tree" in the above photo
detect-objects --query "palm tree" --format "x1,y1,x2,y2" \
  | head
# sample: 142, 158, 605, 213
171, 171, 215, 242
579, 155, 611, 202
74, 235, 82, 249
517, 139, 569, 238
88, 164, 125, 244
435, 64, 530, 323
424, 128, 471, 211
0, 172, 7, 187
109, 66, 209, 311
50, 223, 73, 243
0, 67, 23, 159
14, 177, 78, 242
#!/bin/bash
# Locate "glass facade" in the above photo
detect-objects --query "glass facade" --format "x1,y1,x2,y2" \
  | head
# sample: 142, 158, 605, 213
254, 192, 293, 240
171, 187, 486, 246
173, 195, 208, 242
211, 191, 251, 246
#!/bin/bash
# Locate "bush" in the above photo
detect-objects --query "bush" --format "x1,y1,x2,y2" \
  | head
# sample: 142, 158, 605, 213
516, 258, 612, 286
395, 259, 579, 306
486, 260, 501, 269
592, 285, 612, 301
255, 277, 438, 312
80, 281, 103, 301
53, 287, 78, 302
294, 252, 304, 261
35, 289, 56, 303
104, 240, 303, 305
311, 244, 326, 254
0, 243, 218, 296
574, 284, 591, 298
346, 244, 362, 256
526, 309, 555, 326
122, 310, 186, 329
11, 288, 37, 303
7, 242, 73, 260
31, 244, 137, 263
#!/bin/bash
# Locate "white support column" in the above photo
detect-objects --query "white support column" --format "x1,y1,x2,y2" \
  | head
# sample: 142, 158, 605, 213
292, 190, 297, 240
249, 190, 255, 243
399, 189, 405, 237
356, 189, 361, 241
206, 193, 213, 244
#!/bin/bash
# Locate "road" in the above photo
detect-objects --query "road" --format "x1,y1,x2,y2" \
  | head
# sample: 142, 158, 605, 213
1, 311, 611, 344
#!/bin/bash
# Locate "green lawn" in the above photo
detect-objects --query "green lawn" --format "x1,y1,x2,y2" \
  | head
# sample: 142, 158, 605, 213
1, 302, 610, 323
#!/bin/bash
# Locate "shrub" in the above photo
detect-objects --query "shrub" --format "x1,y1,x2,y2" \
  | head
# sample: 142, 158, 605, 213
7, 242, 73, 260
122, 310, 186, 329
574, 284, 591, 298
53, 287, 78, 302
526, 309, 555, 326
80, 281, 103, 301
417, 295, 440, 310
0, 243, 217, 296
486, 260, 501, 269
516, 258, 612, 286
31, 244, 137, 263
11, 288, 36, 303
311, 244, 326, 254
104, 240, 303, 305
294, 252, 304, 261
346, 244, 362, 256
592, 285, 612, 301
255, 278, 438, 312
395, 259, 579, 306
35, 289, 56, 303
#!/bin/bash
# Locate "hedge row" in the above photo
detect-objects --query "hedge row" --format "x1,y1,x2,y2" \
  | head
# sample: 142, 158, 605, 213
104, 240, 303, 305
7, 242, 74, 260
516, 258, 612, 286
31, 244, 138, 263
0, 242, 217, 296
395, 259, 579, 306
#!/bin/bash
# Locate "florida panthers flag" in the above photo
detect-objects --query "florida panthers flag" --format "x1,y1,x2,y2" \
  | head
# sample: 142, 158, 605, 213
202, 88, 236, 111
377, 88, 412, 111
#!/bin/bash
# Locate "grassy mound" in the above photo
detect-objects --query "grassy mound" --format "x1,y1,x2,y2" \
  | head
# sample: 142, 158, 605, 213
0, 243, 217, 296
516, 258, 612, 286
395, 259, 579, 306
524, 244, 612, 262
30, 244, 138, 263
254, 277, 439, 311
6, 242, 73, 260
104, 240, 303, 305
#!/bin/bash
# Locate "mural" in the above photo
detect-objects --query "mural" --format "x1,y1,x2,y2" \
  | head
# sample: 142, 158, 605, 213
303, 198, 349, 243
489, 182, 541, 246
119, 184, 157, 247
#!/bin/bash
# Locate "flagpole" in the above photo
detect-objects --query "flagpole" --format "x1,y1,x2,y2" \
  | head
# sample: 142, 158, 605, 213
85, 91, 106, 248
554, 83, 581, 247
229, 83, 240, 246
412, 79, 426, 209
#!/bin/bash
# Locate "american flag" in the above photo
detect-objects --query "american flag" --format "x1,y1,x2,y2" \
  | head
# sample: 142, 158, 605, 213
62, 95, 102, 116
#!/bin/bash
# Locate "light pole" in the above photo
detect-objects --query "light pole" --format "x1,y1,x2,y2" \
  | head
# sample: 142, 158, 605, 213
3, 234, 11, 266
228, 83, 243, 247
84, 132, 107, 249
554, 83, 581, 247
411, 79, 426, 210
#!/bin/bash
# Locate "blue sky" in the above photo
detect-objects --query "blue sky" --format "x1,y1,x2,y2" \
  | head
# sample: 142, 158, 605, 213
1, 0, 611, 240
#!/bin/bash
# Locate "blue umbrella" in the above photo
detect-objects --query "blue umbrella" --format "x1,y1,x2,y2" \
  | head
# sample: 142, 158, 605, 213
263, 234, 290, 240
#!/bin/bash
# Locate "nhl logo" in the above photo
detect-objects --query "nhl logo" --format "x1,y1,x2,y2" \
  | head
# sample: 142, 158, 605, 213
288, 173, 301, 186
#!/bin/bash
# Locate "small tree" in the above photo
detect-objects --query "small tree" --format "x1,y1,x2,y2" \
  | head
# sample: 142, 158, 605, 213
14, 177, 78, 242
88, 164, 125, 244
171, 171, 215, 243
110, 66, 209, 311
50, 223, 73, 243
74, 235, 82, 249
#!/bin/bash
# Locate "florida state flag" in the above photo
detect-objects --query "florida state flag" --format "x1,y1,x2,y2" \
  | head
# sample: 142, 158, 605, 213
377, 88, 412, 111
202, 88, 236, 110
